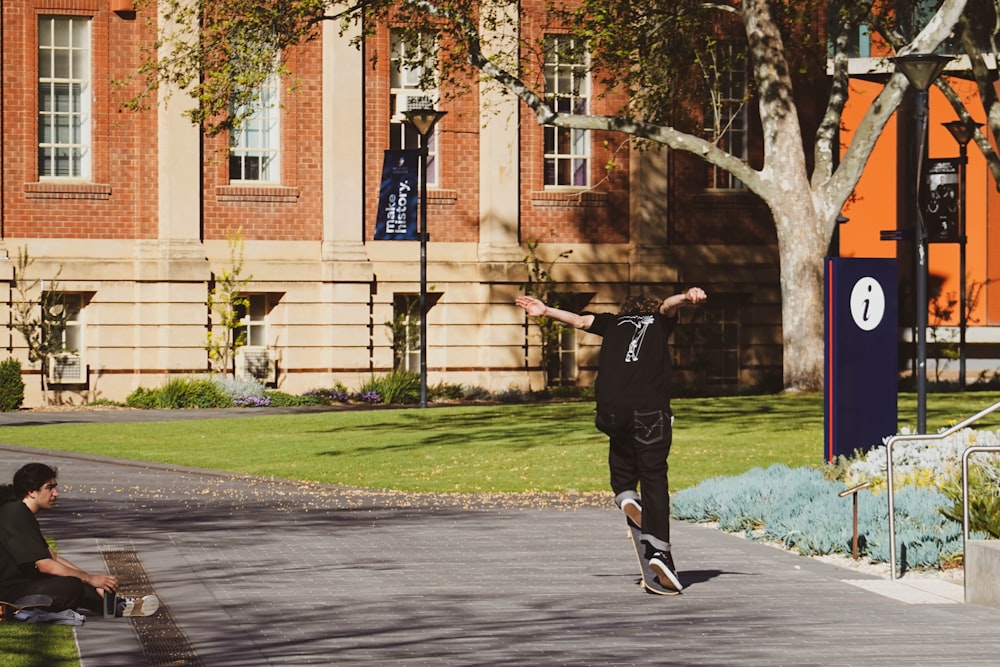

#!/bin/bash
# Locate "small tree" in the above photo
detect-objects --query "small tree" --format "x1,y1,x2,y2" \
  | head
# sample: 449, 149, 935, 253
206, 228, 252, 374
385, 295, 421, 372
520, 240, 573, 387
9, 247, 70, 404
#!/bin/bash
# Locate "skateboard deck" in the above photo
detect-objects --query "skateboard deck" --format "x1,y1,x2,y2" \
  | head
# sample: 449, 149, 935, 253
627, 522, 681, 596
0, 594, 53, 621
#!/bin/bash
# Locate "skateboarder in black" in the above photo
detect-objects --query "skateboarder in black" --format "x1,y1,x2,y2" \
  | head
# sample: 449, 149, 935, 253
516, 287, 706, 594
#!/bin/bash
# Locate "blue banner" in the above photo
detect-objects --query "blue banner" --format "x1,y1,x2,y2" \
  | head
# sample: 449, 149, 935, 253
374, 150, 419, 240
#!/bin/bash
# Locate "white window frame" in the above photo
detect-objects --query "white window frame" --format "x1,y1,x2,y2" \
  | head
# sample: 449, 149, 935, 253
543, 35, 590, 188
234, 294, 270, 347
704, 43, 748, 190
549, 326, 578, 387
38, 16, 92, 180
392, 294, 421, 373
389, 30, 440, 186
229, 76, 281, 183
43, 292, 84, 353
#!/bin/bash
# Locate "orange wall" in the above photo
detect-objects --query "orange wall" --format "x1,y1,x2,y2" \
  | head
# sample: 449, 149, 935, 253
840, 78, 992, 326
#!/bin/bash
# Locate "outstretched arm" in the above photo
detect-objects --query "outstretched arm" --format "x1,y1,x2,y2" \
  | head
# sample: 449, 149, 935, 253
660, 287, 708, 317
515, 296, 594, 330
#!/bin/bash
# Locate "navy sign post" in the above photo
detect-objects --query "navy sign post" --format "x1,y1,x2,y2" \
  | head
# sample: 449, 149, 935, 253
824, 258, 898, 462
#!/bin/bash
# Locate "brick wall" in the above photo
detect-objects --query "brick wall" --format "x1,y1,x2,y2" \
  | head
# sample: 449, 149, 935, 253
202, 43, 325, 242
2, 2, 158, 240
362, 28, 481, 243
519, 0, 630, 246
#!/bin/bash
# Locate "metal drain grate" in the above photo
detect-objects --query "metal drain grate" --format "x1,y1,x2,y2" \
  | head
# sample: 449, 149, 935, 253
102, 547, 204, 667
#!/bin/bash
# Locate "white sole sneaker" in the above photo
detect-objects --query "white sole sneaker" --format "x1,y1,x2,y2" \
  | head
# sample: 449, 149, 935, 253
649, 556, 683, 593
621, 498, 642, 526
121, 595, 160, 617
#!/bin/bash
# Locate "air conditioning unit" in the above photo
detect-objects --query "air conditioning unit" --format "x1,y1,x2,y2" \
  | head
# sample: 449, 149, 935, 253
47, 354, 87, 385
235, 346, 276, 385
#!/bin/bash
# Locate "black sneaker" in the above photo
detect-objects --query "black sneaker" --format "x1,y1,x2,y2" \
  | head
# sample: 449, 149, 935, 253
649, 551, 683, 593
116, 595, 160, 617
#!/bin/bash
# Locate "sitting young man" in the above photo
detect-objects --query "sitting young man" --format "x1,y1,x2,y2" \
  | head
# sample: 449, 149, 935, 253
0, 462, 158, 618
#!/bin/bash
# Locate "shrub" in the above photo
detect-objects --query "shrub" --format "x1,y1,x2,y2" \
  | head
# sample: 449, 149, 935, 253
125, 378, 232, 409
211, 375, 267, 399
495, 386, 528, 404
842, 427, 1000, 540
232, 395, 271, 407
353, 390, 383, 404
429, 381, 465, 401
303, 387, 351, 404
264, 390, 324, 407
461, 385, 492, 401
125, 386, 158, 409
0, 358, 25, 411
940, 459, 1000, 539
86, 398, 121, 407
672, 464, 965, 569
359, 371, 416, 404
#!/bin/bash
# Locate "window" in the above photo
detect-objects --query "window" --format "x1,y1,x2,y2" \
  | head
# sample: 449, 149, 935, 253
703, 44, 748, 190
547, 326, 578, 387
229, 77, 281, 182
233, 294, 270, 347
543, 35, 589, 187
391, 294, 421, 373
42, 292, 84, 353
38, 16, 91, 179
389, 31, 439, 185
675, 294, 742, 387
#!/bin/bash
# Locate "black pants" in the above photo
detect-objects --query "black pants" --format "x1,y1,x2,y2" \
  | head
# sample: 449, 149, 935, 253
596, 407, 673, 552
2, 575, 104, 614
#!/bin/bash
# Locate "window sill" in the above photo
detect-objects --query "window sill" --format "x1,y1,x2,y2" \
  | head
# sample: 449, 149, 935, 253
25, 182, 112, 200
216, 185, 300, 203
531, 190, 607, 208
427, 189, 457, 206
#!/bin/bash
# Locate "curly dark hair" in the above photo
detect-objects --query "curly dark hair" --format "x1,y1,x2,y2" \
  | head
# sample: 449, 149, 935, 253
0, 463, 58, 503
617, 294, 662, 316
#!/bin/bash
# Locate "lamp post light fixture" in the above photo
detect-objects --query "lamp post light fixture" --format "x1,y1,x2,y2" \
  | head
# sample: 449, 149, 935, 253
403, 107, 447, 408
891, 52, 951, 434
942, 119, 981, 391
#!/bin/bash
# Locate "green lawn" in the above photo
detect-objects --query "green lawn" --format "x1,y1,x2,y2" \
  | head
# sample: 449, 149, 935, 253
4, 389, 1000, 665
0, 625, 77, 667
5, 391, 1000, 493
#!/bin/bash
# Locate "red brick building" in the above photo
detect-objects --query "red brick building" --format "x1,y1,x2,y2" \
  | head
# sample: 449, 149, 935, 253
0, 1, 785, 406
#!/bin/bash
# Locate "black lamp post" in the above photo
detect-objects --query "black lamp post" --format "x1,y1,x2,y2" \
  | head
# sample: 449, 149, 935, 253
403, 107, 447, 408
891, 53, 951, 434
942, 119, 981, 390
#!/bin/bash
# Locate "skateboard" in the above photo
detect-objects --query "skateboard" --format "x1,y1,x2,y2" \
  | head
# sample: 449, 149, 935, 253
0, 594, 53, 622
627, 521, 681, 595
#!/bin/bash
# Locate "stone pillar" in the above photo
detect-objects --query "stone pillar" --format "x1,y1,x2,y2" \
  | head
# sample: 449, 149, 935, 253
477, 6, 521, 262
321, 18, 369, 268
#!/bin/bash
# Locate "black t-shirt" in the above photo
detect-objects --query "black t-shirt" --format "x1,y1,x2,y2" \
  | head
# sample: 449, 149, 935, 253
0, 501, 49, 597
588, 310, 677, 411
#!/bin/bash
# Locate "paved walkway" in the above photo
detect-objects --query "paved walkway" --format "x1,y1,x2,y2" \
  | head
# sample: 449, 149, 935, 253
3, 409, 1000, 665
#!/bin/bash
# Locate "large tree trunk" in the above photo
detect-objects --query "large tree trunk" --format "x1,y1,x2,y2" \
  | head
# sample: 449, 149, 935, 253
772, 201, 829, 392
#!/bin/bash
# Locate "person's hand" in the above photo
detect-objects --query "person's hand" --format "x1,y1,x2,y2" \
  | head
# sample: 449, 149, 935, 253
86, 572, 119, 594
685, 287, 707, 305
515, 296, 547, 318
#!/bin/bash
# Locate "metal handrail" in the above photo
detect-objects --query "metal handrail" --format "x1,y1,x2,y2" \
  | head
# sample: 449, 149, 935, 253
961, 445, 1000, 597
886, 400, 1000, 580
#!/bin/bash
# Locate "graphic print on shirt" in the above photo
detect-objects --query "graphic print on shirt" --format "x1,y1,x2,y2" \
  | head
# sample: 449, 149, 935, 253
618, 315, 655, 363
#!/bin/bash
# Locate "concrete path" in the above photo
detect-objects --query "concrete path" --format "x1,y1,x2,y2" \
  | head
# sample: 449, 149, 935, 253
2, 409, 1000, 665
